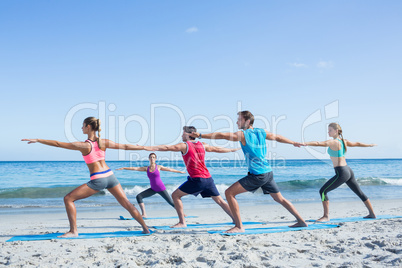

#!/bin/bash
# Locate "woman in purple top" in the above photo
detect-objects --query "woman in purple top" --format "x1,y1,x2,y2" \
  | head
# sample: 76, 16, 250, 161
117, 153, 185, 218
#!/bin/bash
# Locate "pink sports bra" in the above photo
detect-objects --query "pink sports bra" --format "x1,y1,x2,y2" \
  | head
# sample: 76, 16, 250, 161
83, 140, 105, 164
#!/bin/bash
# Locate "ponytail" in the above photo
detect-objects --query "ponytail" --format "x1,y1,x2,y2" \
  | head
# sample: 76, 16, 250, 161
97, 119, 102, 149
338, 129, 347, 153
83, 117, 102, 149
329, 122, 347, 153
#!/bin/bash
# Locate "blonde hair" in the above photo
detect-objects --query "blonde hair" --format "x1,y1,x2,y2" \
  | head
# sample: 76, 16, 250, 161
329, 123, 347, 152
83, 117, 102, 149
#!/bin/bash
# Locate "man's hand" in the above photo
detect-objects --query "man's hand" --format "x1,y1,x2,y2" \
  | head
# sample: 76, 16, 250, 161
190, 132, 200, 139
293, 142, 306, 148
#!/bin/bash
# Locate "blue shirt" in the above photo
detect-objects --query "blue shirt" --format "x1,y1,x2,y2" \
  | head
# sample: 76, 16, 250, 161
240, 128, 272, 175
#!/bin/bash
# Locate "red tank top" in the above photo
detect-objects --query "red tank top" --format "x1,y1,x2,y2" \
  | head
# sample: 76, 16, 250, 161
182, 141, 211, 178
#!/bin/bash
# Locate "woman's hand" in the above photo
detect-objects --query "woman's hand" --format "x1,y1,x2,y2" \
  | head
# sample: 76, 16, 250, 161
21, 139, 39, 144
293, 142, 306, 147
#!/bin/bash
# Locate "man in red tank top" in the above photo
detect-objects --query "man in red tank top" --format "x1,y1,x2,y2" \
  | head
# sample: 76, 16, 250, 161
146, 126, 239, 228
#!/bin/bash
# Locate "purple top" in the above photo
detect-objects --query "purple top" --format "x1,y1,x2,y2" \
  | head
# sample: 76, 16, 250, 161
147, 165, 166, 192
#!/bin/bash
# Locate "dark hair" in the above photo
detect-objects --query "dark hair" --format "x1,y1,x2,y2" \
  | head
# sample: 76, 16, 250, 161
237, 111, 254, 125
149, 153, 157, 159
183, 126, 197, 140
83, 117, 102, 149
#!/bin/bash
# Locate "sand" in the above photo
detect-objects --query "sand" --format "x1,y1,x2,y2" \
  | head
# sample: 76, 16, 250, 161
1, 199, 401, 267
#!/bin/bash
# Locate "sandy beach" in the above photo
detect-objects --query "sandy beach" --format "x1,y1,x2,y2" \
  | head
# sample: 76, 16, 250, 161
1, 199, 401, 267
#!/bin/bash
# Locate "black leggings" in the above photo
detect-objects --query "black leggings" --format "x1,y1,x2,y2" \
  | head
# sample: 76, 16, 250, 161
320, 166, 368, 202
136, 188, 175, 207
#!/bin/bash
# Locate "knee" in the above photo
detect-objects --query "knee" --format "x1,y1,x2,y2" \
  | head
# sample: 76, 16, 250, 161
64, 193, 73, 203
171, 191, 180, 200
273, 195, 285, 203
136, 195, 143, 204
319, 189, 328, 201
225, 189, 234, 199
64, 193, 79, 204
319, 188, 325, 196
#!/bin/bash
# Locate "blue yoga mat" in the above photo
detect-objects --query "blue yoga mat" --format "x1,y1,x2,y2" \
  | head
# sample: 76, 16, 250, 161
307, 214, 402, 223
153, 221, 264, 230
7, 230, 153, 242
119, 215, 198, 220
208, 224, 340, 235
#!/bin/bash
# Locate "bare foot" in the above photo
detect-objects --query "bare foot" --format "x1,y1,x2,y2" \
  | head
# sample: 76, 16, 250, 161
315, 216, 329, 222
58, 231, 78, 238
289, 221, 308, 228
142, 229, 151, 234
142, 215, 147, 219
170, 222, 187, 228
224, 226, 245, 233
364, 214, 376, 219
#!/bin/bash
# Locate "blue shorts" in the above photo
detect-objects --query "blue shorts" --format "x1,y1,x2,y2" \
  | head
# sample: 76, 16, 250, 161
87, 174, 120, 191
179, 176, 220, 198
238, 171, 279, 194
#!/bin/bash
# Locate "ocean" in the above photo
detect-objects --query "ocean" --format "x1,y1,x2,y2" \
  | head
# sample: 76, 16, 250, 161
0, 159, 401, 214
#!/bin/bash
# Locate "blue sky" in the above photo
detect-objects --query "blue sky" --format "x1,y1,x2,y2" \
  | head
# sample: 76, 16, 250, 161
1, 1, 401, 161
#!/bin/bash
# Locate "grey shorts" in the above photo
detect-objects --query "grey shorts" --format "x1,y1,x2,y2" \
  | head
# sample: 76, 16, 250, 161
87, 174, 120, 191
238, 171, 279, 194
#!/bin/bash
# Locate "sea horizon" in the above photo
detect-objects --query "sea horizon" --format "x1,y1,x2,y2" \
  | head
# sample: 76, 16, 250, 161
1, 159, 401, 212
1, 157, 402, 163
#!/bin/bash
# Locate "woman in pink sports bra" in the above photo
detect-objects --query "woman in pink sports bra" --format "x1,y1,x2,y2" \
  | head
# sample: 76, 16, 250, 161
117, 153, 185, 218
22, 117, 150, 237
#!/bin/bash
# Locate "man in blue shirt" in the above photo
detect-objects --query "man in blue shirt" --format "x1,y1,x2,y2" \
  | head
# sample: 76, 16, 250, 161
191, 110, 307, 233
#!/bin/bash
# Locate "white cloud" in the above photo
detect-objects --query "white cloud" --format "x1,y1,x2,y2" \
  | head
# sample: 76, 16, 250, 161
185, 27, 198, 34
288, 62, 308, 68
317, 60, 334, 69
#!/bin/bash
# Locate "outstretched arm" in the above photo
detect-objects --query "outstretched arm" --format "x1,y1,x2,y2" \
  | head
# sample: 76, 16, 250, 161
21, 139, 89, 153
191, 131, 243, 142
116, 166, 148, 171
159, 166, 186, 174
203, 143, 241, 153
346, 140, 377, 147
265, 131, 305, 147
144, 143, 187, 154
103, 139, 145, 150
304, 140, 332, 147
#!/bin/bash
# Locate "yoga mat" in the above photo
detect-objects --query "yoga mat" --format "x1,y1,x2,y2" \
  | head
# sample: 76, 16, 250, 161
307, 215, 402, 223
119, 215, 198, 220
208, 224, 340, 235
7, 230, 153, 242
153, 221, 264, 230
